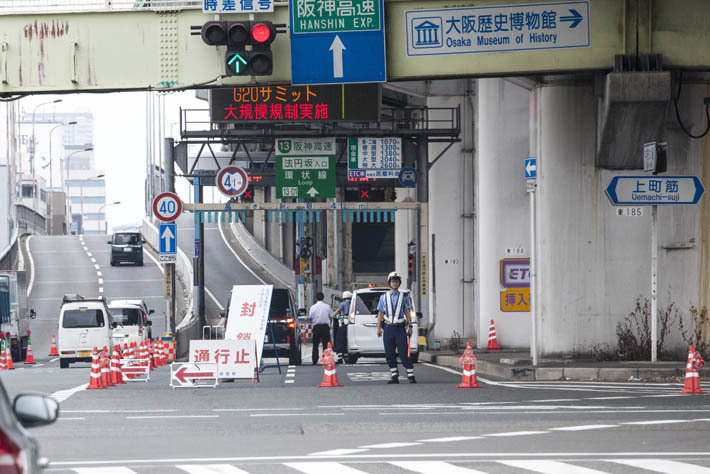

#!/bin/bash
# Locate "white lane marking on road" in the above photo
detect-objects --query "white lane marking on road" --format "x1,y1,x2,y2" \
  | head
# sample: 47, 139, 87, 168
74, 468, 137, 474
98, 279, 103, 285
58, 417, 86, 421
288, 365, 295, 368
484, 431, 549, 437
359, 442, 421, 449
126, 415, 219, 419
309, 449, 368, 456
88, 252, 93, 257
144, 248, 164, 274
26, 236, 35, 296
285, 462, 368, 474
99, 287, 103, 294
584, 396, 634, 400
391, 461, 490, 473
527, 399, 579, 403
286, 373, 295, 377
51, 384, 89, 403
218, 219, 266, 284
94, 264, 100, 270
205, 287, 222, 310
416, 436, 483, 443
251, 413, 344, 417
177, 464, 251, 474
614, 459, 710, 473
212, 408, 303, 412
620, 419, 699, 425
63, 409, 179, 413
500, 460, 609, 473
549, 424, 619, 431
285, 380, 295, 384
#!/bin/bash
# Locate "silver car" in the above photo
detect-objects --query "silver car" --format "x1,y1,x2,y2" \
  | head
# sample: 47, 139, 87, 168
345, 287, 418, 364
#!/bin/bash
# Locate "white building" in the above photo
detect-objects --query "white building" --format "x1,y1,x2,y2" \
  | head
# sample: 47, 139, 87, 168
64, 169, 106, 235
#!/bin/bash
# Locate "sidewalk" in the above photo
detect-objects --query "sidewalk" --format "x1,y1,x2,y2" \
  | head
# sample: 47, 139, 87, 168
420, 349, 707, 382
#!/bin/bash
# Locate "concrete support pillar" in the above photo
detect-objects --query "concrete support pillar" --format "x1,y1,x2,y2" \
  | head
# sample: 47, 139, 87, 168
475, 78, 530, 349
253, 187, 266, 247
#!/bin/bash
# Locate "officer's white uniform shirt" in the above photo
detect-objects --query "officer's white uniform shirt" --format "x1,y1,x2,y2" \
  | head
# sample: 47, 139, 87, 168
309, 300, 333, 325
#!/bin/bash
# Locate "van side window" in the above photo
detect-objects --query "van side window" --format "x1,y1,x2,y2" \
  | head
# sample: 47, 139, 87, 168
62, 310, 105, 328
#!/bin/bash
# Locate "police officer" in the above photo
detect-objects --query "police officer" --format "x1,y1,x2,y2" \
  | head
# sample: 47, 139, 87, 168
377, 272, 416, 384
308, 292, 333, 365
332, 291, 352, 364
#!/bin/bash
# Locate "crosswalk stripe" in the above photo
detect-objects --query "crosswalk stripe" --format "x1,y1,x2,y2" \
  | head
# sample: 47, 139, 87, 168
285, 462, 370, 473
177, 464, 252, 473
74, 468, 137, 474
614, 459, 710, 473
499, 460, 609, 473
390, 461, 491, 473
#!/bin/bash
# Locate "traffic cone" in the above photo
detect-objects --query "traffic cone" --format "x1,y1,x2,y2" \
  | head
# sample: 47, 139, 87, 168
318, 343, 342, 387
87, 347, 105, 389
100, 347, 113, 387
457, 342, 480, 388
0, 340, 5, 371
24, 333, 35, 364
679, 345, 706, 394
111, 348, 125, 385
49, 335, 59, 356
486, 319, 501, 350
5, 341, 14, 370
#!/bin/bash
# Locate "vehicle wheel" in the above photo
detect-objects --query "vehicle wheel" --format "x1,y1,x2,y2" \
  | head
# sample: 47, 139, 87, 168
289, 343, 302, 366
10, 344, 20, 362
137, 259, 143, 266
345, 353, 359, 364
110, 260, 115, 266
410, 352, 419, 363
60, 359, 69, 369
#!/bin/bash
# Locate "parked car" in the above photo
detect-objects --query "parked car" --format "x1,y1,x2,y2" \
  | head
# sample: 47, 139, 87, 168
345, 286, 419, 364
108, 300, 153, 347
221, 287, 302, 366
0, 271, 36, 362
57, 294, 115, 369
108, 231, 145, 266
0, 377, 59, 472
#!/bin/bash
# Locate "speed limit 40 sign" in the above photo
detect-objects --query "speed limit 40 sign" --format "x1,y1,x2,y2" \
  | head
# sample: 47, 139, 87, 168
153, 192, 183, 222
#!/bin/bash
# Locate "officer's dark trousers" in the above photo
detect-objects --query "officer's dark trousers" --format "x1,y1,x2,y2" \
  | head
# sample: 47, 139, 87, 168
312, 323, 331, 365
383, 325, 413, 369
335, 324, 348, 355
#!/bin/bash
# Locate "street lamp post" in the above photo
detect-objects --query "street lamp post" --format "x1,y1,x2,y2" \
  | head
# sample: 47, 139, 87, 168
31, 99, 62, 208
98, 201, 121, 234
79, 173, 104, 235
64, 147, 94, 191
48, 121, 77, 191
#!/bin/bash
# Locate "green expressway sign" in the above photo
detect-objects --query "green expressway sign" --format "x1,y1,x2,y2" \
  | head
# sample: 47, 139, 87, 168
292, 0, 381, 34
275, 138, 336, 199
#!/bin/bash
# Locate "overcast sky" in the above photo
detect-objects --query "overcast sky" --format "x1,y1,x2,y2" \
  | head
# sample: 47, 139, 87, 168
20, 91, 205, 232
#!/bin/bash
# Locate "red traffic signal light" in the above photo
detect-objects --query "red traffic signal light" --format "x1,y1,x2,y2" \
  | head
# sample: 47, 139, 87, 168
251, 21, 276, 44
201, 20, 276, 47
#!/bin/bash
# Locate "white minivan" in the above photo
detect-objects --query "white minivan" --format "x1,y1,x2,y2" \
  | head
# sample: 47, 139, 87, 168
345, 287, 419, 364
108, 300, 153, 347
57, 295, 115, 369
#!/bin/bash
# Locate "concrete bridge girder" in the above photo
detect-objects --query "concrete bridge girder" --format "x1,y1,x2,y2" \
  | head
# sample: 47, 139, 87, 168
2, 1, 710, 93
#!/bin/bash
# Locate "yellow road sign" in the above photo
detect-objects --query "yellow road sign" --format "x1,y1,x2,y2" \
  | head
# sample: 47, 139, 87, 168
500, 287, 529, 312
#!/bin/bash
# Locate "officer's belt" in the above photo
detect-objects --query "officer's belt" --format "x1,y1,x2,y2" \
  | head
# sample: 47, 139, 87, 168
384, 321, 407, 328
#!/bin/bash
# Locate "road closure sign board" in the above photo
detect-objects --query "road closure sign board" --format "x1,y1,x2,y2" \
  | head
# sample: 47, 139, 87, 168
188, 340, 257, 380
225, 285, 273, 362
170, 363, 218, 388
276, 138, 336, 199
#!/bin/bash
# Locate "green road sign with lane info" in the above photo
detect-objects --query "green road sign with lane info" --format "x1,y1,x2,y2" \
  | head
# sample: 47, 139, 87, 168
276, 138, 336, 199
292, 0, 381, 34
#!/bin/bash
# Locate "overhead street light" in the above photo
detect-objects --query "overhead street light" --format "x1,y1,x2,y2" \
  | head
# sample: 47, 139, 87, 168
48, 121, 77, 191
30, 99, 62, 207
63, 147, 94, 191
78, 173, 104, 235
98, 201, 121, 234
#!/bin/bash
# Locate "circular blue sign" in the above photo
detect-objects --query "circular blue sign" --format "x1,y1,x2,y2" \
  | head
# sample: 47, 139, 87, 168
398, 167, 419, 187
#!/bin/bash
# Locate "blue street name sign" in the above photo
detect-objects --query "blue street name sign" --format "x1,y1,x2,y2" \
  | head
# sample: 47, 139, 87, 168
289, 0, 386, 85
606, 176, 705, 206
524, 157, 537, 180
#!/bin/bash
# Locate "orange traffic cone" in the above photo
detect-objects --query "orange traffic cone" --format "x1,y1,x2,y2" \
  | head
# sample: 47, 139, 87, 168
458, 342, 480, 388
5, 341, 14, 370
486, 319, 501, 350
679, 345, 706, 394
100, 347, 114, 387
49, 334, 59, 356
87, 347, 105, 389
318, 343, 342, 387
0, 341, 6, 371
111, 348, 125, 385
24, 332, 35, 364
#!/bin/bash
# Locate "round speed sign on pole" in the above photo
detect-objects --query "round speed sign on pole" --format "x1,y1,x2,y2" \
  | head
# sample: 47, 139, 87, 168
216, 166, 249, 197
152, 192, 183, 222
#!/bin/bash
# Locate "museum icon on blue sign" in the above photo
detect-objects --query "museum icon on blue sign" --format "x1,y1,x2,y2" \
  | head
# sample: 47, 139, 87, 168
412, 17, 442, 48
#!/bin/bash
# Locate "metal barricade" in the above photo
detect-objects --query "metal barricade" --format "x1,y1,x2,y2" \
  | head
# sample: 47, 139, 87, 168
202, 325, 225, 340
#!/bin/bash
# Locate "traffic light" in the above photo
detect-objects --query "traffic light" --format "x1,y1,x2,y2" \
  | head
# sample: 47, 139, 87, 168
196, 20, 277, 76
299, 236, 313, 259
408, 252, 416, 279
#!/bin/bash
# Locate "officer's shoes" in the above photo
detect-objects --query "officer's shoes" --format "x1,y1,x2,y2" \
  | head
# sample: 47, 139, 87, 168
387, 376, 399, 384
408, 376, 417, 384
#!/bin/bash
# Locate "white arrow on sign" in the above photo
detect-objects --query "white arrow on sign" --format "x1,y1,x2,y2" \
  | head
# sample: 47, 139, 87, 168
525, 160, 537, 176
306, 187, 319, 198
161, 225, 175, 250
329, 35, 346, 79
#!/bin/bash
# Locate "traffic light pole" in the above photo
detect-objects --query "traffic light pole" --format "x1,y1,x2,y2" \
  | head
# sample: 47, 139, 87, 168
164, 138, 177, 335
193, 170, 206, 326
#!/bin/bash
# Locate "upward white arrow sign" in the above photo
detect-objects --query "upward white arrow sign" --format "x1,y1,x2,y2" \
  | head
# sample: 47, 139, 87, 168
306, 187, 319, 198
161, 226, 175, 251
329, 35, 346, 78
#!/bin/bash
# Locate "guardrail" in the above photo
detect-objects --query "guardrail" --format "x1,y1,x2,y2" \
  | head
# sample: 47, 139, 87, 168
0, 228, 18, 271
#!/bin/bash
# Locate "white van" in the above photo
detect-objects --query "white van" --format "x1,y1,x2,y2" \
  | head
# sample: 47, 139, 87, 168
108, 300, 153, 347
57, 295, 115, 369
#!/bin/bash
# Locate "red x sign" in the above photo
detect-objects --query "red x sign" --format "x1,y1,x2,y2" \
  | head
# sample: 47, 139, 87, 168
360, 189, 369, 199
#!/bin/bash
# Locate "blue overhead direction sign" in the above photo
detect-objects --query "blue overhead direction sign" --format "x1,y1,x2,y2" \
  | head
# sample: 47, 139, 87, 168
405, 1, 590, 57
289, 0, 386, 85
606, 176, 705, 206
524, 157, 537, 180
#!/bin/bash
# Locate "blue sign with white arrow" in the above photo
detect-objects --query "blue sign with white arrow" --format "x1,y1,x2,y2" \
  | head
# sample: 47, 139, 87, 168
289, 0, 386, 85
159, 222, 177, 254
606, 176, 705, 206
524, 157, 537, 180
